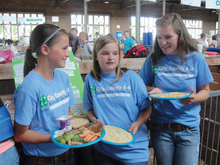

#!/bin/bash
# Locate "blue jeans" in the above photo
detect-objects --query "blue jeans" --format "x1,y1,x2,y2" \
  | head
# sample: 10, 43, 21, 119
92, 147, 148, 165
150, 123, 200, 165
24, 149, 75, 165
0, 145, 20, 165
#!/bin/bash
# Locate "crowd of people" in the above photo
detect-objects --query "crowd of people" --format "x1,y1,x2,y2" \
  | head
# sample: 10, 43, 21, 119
1, 12, 214, 165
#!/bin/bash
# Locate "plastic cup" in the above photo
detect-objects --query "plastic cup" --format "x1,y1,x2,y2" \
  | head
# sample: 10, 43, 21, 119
56, 115, 72, 132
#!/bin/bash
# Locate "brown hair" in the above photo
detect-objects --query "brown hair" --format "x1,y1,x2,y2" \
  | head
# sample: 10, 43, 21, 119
24, 24, 67, 77
91, 35, 126, 82
79, 32, 88, 40
151, 13, 198, 65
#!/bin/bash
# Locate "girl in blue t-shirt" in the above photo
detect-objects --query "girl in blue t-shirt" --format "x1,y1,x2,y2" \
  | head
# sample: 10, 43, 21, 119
14, 24, 76, 165
139, 13, 213, 165
83, 35, 152, 165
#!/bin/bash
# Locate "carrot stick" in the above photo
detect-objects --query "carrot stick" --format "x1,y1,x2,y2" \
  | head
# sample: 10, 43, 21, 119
68, 140, 72, 145
90, 136, 98, 142
79, 132, 90, 138
84, 134, 94, 142
90, 132, 101, 137
71, 142, 83, 145
85, 135, 95, 142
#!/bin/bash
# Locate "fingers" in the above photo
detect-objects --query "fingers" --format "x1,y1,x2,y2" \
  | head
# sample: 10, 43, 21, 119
190, 87, 195, 94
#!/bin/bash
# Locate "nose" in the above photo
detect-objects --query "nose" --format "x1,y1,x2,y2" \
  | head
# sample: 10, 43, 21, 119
160, 38, 167, 45
108, 53, 114, 60
66, 49, 70, 57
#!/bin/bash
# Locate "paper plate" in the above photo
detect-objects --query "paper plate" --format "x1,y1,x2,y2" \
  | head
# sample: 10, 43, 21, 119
51, 128, 106, 148
101, 125, 136, 146
149, 92, 191, 100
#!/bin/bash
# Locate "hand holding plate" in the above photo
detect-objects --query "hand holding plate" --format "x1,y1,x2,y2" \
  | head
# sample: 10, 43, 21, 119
179, 87, 195, 106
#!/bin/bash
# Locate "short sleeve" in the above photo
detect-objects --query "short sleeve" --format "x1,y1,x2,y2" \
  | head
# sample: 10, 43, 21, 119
83, 74, 93, 111
132, 71, 152, 111
139, 54, 155, 86
196, 55, 214, 87
14, 92, 37, 125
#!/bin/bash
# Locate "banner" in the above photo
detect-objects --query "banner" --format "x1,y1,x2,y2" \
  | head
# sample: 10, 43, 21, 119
206, 0, 220, 9
181, 0, 201, 7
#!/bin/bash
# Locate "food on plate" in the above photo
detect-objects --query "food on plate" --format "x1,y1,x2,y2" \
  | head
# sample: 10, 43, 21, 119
71, 118, 90, 129
54, 122, 104, 145
152, 92, 189, 98
56, 115, 72, 132
103, 125, 133, 143
69, 129, 81, 135
87, 122, 104, 133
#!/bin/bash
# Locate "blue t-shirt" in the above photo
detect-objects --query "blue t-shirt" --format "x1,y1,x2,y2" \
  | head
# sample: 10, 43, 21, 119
14, 70, 76, 157
139, 51, 213, 128
83, 70, 152, 163
124, 37, 134, 53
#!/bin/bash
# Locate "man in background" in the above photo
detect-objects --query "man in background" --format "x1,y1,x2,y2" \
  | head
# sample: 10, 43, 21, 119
94, 32, 100, 42
123, 31, 134, 54
70, 27, 81, 55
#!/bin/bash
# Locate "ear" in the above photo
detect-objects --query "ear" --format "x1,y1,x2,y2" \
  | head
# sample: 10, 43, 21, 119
40, 44, 50, 56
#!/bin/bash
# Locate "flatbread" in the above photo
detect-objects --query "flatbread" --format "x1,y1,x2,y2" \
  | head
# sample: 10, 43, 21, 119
103, 125, 133, 143
152, 92, 189, 98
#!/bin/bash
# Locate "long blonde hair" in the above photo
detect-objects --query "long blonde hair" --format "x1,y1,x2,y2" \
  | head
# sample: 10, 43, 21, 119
152, 13, 198, 65
91, 35, 126, 82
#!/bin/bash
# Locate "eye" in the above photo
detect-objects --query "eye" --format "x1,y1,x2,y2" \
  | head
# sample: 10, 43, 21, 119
102, 52, 108, 55
166, 36, 171, 39
157, 36, 161, 40
114, 52, 119, 55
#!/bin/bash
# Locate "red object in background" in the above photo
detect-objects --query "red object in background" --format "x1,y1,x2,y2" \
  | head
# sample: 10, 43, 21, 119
204, 51, 218, 56
0, 49, 14, 64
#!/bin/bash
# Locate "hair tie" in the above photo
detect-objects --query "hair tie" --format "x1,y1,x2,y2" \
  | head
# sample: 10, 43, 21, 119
28, 46, 31, 50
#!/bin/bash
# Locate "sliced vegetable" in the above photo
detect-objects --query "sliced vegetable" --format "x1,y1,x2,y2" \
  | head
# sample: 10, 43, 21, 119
90, 136, 98, 142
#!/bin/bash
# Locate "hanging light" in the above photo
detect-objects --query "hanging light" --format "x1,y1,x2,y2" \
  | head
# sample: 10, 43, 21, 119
104, 0, 109, 4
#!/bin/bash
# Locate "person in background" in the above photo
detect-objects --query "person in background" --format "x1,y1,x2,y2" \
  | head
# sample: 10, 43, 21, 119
123, 31, 134, 54
139, 13, 213, 165
94, 32, 100, 42
131, 36, 138, 46
75, 32, 93, 60
211, 35, 217, 47
216, 34, 220, 48
95, 32, 99, 38
197, 33, 208, 48
209, 44, 215, 48
0, 99, 20, 165
83, 35, 152, 165
68, 32, 74, 42
70, 27, 81, 55
14, 24, 76, 165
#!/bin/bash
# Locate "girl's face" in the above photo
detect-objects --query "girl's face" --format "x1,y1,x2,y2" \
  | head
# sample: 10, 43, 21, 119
96, 42, 119, 74
157, 25, 179, 55
48, 34, 70, 69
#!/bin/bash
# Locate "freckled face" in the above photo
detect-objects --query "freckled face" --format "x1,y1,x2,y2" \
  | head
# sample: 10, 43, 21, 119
157, 25, 179, 55
48, 34, 70, 69
96, 42, 119, 74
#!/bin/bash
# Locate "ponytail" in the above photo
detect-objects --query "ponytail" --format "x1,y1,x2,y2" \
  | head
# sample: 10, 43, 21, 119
24, 49, 37, 77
